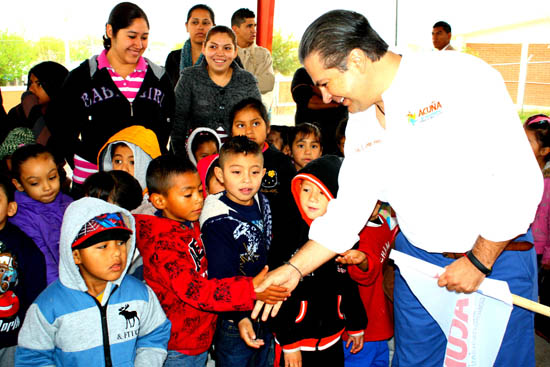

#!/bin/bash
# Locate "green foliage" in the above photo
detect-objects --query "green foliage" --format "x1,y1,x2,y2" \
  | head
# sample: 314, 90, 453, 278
272, 30, 301, 76
0, 31, 35, 85
518, 109, 550, 123
35, 36, 65, 64
70, 36, 101, 61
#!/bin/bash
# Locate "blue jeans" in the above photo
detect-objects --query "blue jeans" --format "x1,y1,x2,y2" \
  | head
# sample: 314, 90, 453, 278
392, 232, 537, 367
163, 349, 207, 367
343, 339, 389, 367
215, 318, 273, 367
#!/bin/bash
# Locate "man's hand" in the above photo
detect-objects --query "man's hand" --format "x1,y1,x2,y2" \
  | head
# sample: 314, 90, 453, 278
251, 264, 301, 321
253, 266, 291, 304
437, 256, 485, 293
283, 350, 302, 367
346, 333, 364, 354
238, 318, 264, 349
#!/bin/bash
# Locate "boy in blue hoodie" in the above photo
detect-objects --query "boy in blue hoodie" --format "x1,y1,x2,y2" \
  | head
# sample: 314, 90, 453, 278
15, 198, 171, 367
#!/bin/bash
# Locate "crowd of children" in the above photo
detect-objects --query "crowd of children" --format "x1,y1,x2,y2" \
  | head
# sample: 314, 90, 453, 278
0, 2, 546, 367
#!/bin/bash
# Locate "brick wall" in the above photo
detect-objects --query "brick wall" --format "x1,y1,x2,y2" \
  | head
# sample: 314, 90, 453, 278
466, 43, 550, 107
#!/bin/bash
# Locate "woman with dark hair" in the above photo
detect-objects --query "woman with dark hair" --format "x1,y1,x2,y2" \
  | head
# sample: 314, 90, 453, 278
164, 4, 215, 88
171, 25, 260, 157
48, 1, 174, 196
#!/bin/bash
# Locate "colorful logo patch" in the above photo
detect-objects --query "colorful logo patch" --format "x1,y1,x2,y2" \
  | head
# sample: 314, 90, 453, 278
408, 101, 443, 125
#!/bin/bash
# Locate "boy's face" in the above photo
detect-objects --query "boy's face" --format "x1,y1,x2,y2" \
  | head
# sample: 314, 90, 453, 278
215, 153, 265, 206
267, 130, 283, 151
0, 188, 17, 231
292, 133, 322, 170
72, 239, 128, 288
112, 144, 135, 176
13, 153, 60, 204
299, 180, 328, 221
195, 141, 218, 164
155, 172, 204, 222
232, 107, 269, 146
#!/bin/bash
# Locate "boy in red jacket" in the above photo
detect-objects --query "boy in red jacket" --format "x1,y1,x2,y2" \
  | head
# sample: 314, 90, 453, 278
337, 202, 395, 367
134, 155, 287, 366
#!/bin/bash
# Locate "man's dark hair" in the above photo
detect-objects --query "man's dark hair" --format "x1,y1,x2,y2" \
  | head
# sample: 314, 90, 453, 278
219, 136, 263, 168
299, 10, 388, 70
229, 97, 270, 135
231, 8, 255, 27
0, 174, 15, 203
187, 4, 215, 25
433, 21, 451, 34
146, 155, 197, 195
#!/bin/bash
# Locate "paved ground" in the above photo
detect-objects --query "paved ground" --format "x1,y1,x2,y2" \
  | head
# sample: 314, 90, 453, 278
536, 333, 550, 367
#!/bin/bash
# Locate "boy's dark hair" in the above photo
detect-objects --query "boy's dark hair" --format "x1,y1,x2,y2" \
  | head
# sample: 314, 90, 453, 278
187, 4, 215, 25
219, 136, 263, 168
11, 143, 55, 182
335, 117, 348, 143
290, 123, 322, 146
192, 132, 220, 156
103, 2, 149, 50
525, 114, 550, 162
110, 142, 130, 160
231, 8, 255, 27
299, 10, 388, 70
433, 21, 452, 34
83, 171, 143, 211
0, 174, 15, 202
229, 98, 270, 135
146, 155, 197, 195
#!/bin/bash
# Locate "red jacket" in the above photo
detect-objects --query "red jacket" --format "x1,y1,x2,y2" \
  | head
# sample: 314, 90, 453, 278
134, 214, 256, 355
348, 216, 394, 342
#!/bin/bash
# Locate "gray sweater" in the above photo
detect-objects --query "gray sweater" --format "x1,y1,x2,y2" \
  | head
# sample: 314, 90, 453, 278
171, 60, 261, 156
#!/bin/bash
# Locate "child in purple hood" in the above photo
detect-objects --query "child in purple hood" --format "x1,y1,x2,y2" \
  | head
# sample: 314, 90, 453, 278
9, 144, 72, 284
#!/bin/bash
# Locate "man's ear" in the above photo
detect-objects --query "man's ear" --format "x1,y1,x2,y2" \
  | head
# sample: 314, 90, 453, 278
72, 249, 82, 265
214, 166, 224, 184
7, 201, 17, 217
348, 48, 367, 72
261, 167, 266, 179
541, 147, 550, 159
149, 193, 166, 210
11, 178, 24, 192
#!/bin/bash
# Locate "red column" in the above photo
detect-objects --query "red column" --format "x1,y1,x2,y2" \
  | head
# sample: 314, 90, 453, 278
256, 0, 275, 51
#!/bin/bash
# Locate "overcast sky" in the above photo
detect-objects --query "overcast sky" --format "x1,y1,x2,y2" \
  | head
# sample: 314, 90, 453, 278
2, 0, 548, 64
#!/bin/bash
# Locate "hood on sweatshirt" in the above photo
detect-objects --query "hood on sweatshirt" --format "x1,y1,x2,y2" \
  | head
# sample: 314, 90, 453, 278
291, 155, 343, 226
186, 127, 222, 166
98, 125, 162, 194
58, 197, 136, 306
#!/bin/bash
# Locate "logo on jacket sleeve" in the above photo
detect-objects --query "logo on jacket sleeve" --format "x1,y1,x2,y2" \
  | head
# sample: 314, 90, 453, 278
188, 238, 205, 273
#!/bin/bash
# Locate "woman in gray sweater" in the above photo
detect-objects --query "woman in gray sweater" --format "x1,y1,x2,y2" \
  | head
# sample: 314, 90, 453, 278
171, 25, 261, 157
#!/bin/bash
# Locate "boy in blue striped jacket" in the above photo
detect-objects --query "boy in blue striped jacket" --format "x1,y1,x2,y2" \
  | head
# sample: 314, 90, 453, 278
15, 197, 171, 366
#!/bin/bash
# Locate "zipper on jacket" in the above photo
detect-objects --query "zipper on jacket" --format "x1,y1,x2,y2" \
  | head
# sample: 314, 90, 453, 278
129, 102, 134, 117
91, 285, 118, 367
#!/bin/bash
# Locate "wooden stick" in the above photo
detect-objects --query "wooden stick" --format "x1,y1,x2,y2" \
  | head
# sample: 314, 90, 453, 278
512, 294, 550, 317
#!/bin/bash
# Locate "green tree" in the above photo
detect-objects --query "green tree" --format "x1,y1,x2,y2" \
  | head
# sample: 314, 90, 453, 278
70, 36, 101, 62
0, 31, 35, 85
272, 30, 301, 76
35, 36, 65, 64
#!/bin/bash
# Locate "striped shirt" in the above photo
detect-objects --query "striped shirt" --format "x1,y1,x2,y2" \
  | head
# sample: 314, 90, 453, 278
98, 49, 147, 103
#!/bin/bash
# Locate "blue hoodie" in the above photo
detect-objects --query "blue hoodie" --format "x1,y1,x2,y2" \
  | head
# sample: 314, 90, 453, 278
15, 198, 171, 367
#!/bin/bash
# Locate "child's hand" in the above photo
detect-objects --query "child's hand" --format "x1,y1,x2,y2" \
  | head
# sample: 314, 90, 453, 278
336, 250, 368, 271
346, 333, 364, 354
283, 350, 302, 367
254, 266, 290, 304
238, 318, 265, 349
